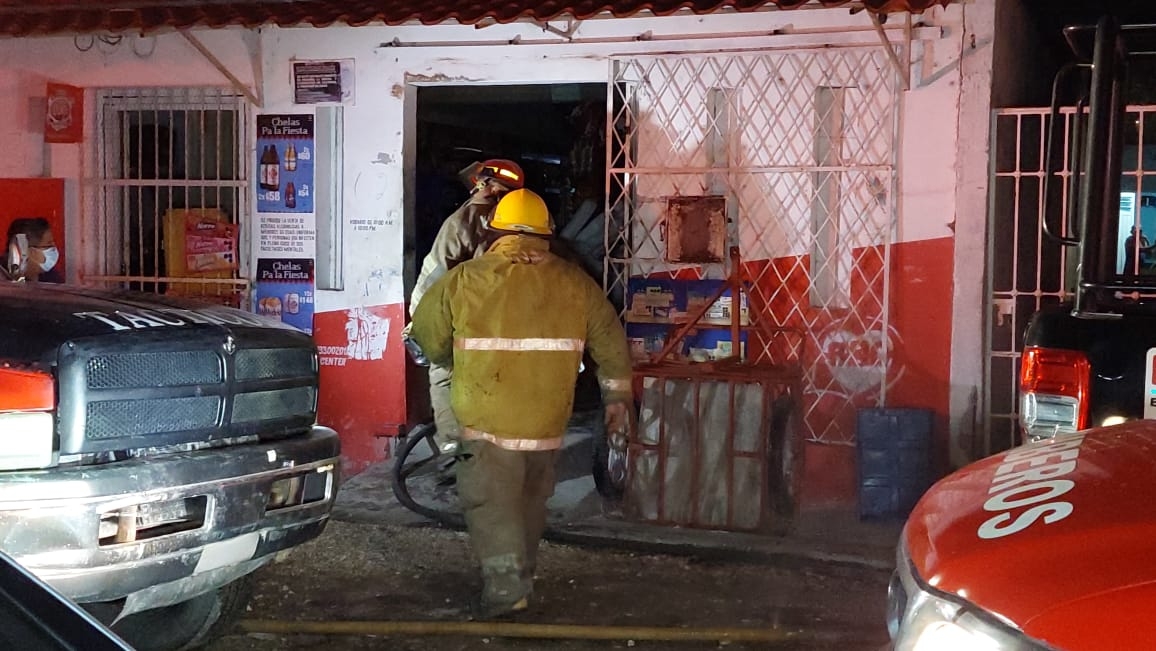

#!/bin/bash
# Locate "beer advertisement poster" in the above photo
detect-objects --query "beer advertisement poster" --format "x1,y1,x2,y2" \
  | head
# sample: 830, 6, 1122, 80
256, 114, 314, 214
255, 258, 315, 334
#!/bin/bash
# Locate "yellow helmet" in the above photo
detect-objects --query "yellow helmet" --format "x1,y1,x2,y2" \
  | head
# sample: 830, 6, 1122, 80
489, 189, 552, 235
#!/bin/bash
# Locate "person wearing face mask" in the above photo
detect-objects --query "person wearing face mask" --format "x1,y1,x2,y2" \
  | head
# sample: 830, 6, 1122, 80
5, 218, 63, 283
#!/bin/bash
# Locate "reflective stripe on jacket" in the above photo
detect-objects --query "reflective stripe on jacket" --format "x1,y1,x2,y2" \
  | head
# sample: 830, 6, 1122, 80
409, 192, 496, 316
411, 235, 633, 449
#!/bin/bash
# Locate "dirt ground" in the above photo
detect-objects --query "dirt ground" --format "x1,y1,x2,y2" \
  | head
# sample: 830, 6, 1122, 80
207, 519, 891, 651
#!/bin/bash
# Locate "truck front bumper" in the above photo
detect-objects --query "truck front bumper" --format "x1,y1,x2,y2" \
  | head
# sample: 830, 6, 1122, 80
0, 426, 340, 614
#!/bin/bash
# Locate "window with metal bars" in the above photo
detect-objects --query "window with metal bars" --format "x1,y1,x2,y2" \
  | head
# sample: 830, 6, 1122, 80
87, 88, 249, 306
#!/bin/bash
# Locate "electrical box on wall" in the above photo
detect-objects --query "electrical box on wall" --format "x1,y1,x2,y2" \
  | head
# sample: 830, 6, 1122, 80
664, 195, 726, 264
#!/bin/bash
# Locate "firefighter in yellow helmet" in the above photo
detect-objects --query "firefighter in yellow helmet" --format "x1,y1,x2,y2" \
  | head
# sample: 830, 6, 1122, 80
411, 188, 633, 618
408, 158, 524, 454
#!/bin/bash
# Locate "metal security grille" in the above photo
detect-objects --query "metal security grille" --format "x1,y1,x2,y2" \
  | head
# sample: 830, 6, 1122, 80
86, 88, 249, 304
985, 105, 1156, 457
607, 46, 899, 443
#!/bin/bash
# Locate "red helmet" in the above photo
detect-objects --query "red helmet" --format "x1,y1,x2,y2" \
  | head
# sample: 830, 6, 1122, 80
475, 159, 524, 190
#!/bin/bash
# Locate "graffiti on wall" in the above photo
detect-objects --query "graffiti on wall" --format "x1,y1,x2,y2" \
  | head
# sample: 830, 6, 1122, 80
814, 318, 906, 398
344, 306, 390, 361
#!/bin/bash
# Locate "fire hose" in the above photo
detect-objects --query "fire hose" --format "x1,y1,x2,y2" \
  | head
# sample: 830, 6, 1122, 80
239, 618, 802, 643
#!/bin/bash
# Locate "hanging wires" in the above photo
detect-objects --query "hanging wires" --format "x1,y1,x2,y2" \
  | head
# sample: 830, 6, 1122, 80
73, 32, 156, 59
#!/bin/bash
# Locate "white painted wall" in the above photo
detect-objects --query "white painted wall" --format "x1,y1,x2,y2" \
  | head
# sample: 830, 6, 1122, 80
948, 0, 996, 466
0, 4, 993, 442
0, 8, 977, 301
257, 5, 975, 312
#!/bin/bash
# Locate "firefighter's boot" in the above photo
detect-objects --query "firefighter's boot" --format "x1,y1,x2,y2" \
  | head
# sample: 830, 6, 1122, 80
475, 553, 530, 619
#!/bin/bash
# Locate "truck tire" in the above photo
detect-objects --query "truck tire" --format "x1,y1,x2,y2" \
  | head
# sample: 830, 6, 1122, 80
108, 574, 254, 651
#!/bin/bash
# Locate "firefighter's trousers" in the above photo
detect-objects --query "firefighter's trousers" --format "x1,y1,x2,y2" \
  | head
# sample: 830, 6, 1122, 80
456, 440, 560, 603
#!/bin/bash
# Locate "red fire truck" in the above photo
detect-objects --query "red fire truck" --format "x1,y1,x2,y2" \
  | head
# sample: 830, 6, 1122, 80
891, 16, 1156, 651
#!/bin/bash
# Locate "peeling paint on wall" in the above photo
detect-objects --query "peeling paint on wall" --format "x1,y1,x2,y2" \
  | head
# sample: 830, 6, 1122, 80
390, 83, 404, 98
403, 72, 476, 83
371, 152, 393, 165
363, 267, 398, 298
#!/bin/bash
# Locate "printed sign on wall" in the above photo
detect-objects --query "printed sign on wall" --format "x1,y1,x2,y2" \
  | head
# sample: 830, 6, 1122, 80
292, 60, 355, 105
255, 258, 315, 334
256, 114, 314, 214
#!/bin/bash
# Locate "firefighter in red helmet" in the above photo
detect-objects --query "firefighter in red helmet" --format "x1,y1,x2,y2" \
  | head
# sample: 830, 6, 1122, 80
407, 158, 525, 454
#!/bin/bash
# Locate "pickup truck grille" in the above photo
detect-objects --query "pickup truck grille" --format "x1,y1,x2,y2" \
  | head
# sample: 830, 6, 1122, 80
86, 351, 223, 389
57, 332, 319, 455
236, 348, 314, 380
86, 396, 223, 439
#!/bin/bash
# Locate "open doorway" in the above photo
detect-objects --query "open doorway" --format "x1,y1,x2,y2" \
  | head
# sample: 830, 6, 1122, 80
411, 83, 608, 281
407, 82, 609, 418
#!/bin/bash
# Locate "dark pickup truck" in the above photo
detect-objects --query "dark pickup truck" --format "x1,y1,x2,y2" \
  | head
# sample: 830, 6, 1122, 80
0, 281, 339, 650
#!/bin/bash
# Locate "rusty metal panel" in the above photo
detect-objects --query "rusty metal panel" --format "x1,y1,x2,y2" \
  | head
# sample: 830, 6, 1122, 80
664, 195, 726, 264
625, 365, 801, 532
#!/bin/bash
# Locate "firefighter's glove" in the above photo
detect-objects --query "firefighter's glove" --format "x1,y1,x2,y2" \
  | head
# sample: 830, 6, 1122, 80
604, 400, 630, 436
402, 331, 430, 367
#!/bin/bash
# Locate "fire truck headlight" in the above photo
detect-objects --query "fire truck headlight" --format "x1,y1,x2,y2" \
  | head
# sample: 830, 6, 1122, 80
890, 543, 1053, 651
909, 616, 1003, 651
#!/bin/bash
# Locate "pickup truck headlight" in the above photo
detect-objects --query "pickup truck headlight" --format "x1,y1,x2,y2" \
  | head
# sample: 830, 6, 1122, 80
0, 413, 55, 470
0, 369, 56, 470
889, 543, 1057, 651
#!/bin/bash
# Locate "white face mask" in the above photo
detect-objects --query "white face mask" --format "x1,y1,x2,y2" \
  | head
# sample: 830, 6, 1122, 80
39, 247, 59, 273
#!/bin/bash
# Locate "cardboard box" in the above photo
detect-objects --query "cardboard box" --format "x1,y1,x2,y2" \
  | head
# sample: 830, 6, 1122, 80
684, 329, 748, 362
686, 280, 750, 326
626, 323, 672, 362
626, 278, 685, 324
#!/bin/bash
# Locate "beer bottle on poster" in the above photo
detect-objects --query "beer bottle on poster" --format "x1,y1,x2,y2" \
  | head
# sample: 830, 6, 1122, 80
285, 143, 297, 172
285, 181, 296, 209
269, 145, 280, 191
259, 146, 273, 190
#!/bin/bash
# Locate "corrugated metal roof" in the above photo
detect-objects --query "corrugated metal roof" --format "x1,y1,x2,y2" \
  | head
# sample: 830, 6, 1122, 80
0, 0, 952, 37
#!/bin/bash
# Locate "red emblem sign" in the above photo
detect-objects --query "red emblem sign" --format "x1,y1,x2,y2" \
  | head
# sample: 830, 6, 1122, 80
44, 82, 83, 144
